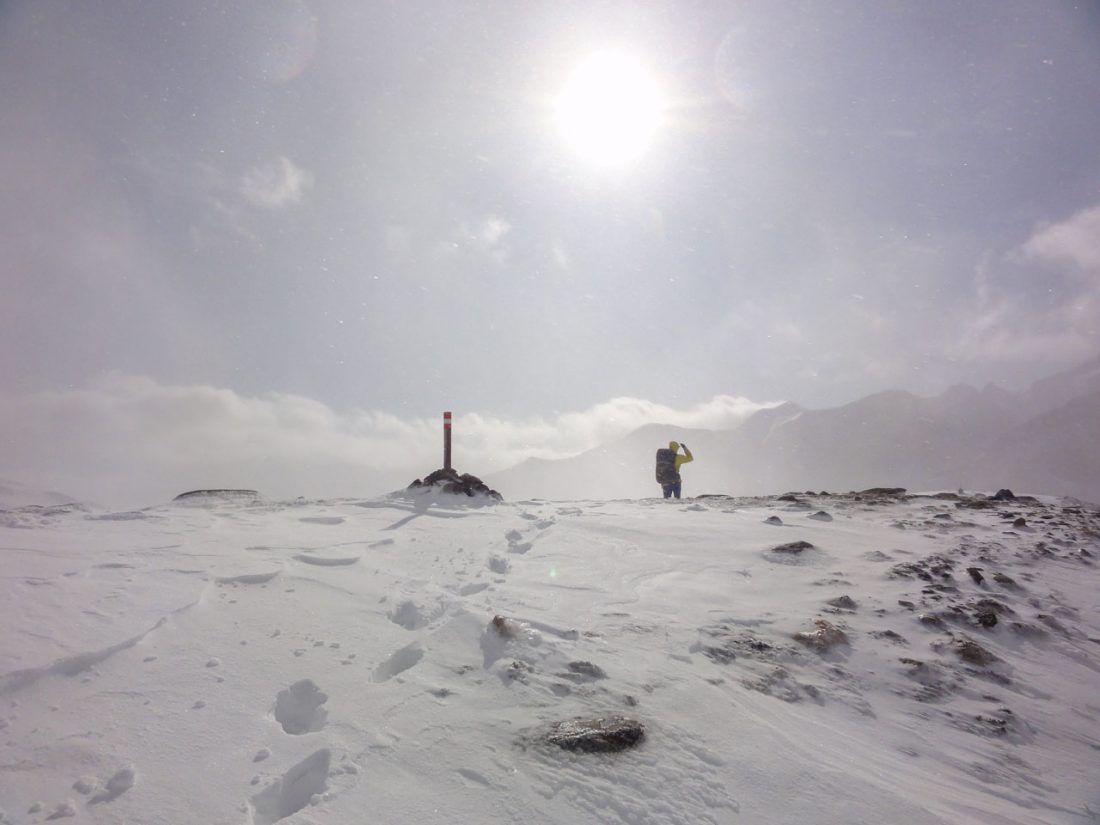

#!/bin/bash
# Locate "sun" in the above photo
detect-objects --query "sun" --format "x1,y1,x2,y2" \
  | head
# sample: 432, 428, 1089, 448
554, 52, 664, 167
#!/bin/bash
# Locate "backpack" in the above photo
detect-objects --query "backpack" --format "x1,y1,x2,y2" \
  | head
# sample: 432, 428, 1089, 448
655, 448, 679, 485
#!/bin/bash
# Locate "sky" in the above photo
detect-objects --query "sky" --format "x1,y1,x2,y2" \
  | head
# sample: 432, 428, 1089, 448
2, 0, 1100, 505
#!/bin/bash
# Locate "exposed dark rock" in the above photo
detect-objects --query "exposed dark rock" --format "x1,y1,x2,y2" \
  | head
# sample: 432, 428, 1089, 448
545, 716, 645, 753
871, 629, 907, 644
764, 515, 784, 525
808, 511, 833, 522
793, 619, 849, 653
991, 572, 1020, 590
858, 487, 907, 497
991, 489, 1016, 501
777, 494, 802, 503
174, 489, 260, 501
918, 613, 946, 629
974, 607, 998, 628
957, 499, 994, 510
950, 637, 999, 666
826, 595, 857, 610
966, 567, 985, 585
771, 540, 815, 554
695, 629, 794, 665
407, 468, 502, 500
491, 615, 517, 637
890, 562, 933, 582
1012, 517, 1028, 529
565, 661, 607, 681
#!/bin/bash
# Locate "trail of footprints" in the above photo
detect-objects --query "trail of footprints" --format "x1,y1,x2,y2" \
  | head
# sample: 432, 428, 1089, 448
245, 510, 560, 823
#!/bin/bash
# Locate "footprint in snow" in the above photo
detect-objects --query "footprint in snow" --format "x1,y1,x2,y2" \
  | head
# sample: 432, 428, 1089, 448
372, 642, 424, 683
250, 749, 331, 825
505, 529, 533, 555
274, 679, 328, 735
293, 554, 359, 567
216, 570, 281, 585
388, 600, 429, 630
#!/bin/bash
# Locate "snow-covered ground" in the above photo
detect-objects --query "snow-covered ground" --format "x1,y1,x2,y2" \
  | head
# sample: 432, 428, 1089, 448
2, 489, 1099, 824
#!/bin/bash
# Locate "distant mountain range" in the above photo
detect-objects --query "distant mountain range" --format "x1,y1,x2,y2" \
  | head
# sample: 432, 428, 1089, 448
486, 355, 1100, 504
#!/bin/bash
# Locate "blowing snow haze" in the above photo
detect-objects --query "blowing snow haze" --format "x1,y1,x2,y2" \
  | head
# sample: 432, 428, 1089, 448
2, 1, 1100, 506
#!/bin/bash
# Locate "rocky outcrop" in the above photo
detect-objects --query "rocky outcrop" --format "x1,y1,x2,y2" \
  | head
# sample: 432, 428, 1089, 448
173, 489, 260, 501
407, 468, 502, 500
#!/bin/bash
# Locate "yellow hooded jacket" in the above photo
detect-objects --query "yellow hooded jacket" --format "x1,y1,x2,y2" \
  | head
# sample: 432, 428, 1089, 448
668, 441, 694, 472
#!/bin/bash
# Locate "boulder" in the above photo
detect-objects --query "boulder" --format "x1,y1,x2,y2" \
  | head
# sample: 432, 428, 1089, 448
545, 716, 645, 753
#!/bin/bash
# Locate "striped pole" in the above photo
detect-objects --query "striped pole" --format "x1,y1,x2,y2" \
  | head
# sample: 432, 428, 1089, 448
443, 411, 452, 471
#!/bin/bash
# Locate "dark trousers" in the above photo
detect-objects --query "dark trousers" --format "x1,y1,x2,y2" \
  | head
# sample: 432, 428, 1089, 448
662, 482, 682, 499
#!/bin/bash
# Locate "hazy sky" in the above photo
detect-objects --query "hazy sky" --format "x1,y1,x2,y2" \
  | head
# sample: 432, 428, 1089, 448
3, 0, 1100, 504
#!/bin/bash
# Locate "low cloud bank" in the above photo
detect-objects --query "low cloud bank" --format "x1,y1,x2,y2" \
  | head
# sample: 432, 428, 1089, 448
0, 374, 774, 509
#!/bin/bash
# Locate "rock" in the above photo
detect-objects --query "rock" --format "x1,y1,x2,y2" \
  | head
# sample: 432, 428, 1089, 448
858, 487, 907, 497
826, 595, 857, 610
545, 716, 645, 753
957, 499, 994, 510
777, 494, 802, 502
771, 540, 815, 554
950, 637, 999, 666
992, 489, 1016, 501
966, 567, 984, 584
764, 515, 783, 525
808, 511, 833, 522
974, 607, 998, 628
174, 489, 260, 501
793, 619, 848, 652
491, 615, 517, 637
991, 572, 1020, 590
871, 629, 907, 644
1012, 517, 1028, 528
565, 661, 607, 680
407, 468, 502, 500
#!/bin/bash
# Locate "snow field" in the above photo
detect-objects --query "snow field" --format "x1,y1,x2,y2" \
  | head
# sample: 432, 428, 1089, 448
1, 491, 1098, 824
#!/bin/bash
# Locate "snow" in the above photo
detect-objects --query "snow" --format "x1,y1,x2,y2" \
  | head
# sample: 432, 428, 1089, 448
2, 489, 1099, 824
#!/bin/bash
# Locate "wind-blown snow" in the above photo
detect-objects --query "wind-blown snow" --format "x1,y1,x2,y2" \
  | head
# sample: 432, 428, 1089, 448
1, 490, 1098, 824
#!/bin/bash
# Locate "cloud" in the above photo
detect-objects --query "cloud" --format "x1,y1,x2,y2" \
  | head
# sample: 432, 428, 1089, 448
0, 375, 776, 509
1023, 204, 1100, 271
953, 205, 1100, 363
240, 156, 314, 209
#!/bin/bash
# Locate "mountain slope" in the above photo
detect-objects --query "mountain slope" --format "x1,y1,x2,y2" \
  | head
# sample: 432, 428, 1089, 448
487, 356, 1100, 503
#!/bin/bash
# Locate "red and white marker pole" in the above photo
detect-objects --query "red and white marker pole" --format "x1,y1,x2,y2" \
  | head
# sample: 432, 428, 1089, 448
443, 410, 452, 471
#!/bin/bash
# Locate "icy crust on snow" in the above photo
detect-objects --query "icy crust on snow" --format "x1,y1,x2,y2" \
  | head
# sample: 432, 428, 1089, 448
0, 490, 1098, 824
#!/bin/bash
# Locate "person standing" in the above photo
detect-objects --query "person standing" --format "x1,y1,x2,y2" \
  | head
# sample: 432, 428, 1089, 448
655, 440, 693, 499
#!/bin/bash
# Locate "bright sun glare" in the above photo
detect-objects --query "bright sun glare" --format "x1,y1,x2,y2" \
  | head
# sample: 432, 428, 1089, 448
554, 52, 664, 167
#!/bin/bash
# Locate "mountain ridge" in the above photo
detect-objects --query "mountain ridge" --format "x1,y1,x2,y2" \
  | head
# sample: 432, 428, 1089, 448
486, 355, 1100, 504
